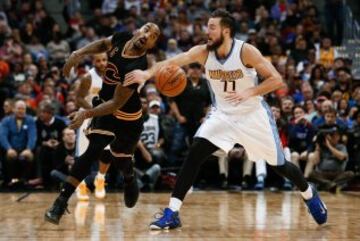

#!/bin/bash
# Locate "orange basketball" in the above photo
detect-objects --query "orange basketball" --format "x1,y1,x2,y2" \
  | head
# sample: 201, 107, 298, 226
155, 65, 187, 97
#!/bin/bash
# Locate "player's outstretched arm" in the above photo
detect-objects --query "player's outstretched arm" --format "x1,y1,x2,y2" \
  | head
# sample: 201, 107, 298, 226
123, 45, 208, 87
75, 74, 92, 109
68, 84, 134, 129
225, 43, 285, 104
63, 37, 113, 78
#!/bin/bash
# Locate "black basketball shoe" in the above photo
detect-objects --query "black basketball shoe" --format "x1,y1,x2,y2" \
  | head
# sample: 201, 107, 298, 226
44, 197, 69, 225
124, 175, 139, 208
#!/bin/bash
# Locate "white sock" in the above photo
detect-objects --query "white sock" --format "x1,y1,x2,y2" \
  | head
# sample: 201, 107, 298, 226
97, 172, 105, 179
301, 184, 313, 200
169, 197, 182, 212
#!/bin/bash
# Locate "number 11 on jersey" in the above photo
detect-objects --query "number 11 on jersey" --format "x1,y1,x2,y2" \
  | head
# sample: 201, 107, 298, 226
221, 80, 236, 92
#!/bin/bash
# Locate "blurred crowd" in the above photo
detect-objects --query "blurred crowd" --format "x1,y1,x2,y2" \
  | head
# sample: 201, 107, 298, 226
0, 0, 358, 192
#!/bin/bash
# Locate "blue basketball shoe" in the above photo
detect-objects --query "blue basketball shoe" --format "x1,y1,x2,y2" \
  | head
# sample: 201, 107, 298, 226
149, 208, 182, 230
304, 184, 327, 225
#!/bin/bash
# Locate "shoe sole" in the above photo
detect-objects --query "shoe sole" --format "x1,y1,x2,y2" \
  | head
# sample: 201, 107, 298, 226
95, 191, 106, 199
149, 224, 169, 230
77, 196, 90, 201
149, 224, 182, 230
44, 214, 59, 225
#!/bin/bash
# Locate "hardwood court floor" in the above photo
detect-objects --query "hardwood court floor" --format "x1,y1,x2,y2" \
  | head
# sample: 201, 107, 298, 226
0, 191, 359, 241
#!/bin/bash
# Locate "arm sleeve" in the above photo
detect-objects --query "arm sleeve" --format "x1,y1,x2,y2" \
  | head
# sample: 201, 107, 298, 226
27, 117, 37, 150
0, 118, 11, 150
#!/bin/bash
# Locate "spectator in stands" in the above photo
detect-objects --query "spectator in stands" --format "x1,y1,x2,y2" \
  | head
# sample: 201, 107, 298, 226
290, 36, 308, 64
0, 36, 24, 64
14, 82, 36, 112
76, 27, 98, 50
288, 105, 315, 175
335, 67, 352, 100
315, 106, 347, 131
134, 98, 164, 191
309, 64, 327, 93
2, 98, 14, 119
312, 99, 333, 127
280, 96, 294, 121
34, 101, 66, 188
307, 124, 353, 191
50, 128, 76, 185
304, 99, 317, 122
165, 38, 182, 59
317, 37, 336, 69
167, 63, 210, 165
0, 100, 36, 186
46, 28, 70, 65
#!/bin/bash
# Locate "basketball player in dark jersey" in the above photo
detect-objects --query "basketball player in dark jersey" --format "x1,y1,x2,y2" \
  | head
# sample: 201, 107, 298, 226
45, 23, 160, 225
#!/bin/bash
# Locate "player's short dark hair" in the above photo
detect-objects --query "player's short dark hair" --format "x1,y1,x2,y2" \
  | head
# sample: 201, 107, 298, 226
210, 9, 236, 38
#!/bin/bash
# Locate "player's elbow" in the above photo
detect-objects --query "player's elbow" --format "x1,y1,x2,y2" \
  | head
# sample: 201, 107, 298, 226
272, 74, 285, 89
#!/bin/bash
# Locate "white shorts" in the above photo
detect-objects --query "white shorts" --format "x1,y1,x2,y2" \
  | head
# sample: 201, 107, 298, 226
195, 101, 285, 166
76, 118, 110, 157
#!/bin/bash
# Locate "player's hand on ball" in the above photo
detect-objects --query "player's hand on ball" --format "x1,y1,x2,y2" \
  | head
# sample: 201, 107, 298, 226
124, 70, 150, 87
63, 51, 82, 78
68, 110, 87, 129
225, 88, 255, 105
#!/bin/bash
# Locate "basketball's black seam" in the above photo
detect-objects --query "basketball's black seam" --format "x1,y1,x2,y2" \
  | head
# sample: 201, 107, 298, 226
157, 67, 173, 91
159, 68, 183, 92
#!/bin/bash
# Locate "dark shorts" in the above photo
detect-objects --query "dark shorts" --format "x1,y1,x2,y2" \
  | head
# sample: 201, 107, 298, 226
86, 113, 143, 154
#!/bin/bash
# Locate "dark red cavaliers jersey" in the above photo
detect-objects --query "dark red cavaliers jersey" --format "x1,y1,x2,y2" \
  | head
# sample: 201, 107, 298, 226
100, 32, 148, 114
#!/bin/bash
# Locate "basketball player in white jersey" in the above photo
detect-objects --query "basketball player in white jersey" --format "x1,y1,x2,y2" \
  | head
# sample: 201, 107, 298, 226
124, 10, 327, 229
75, 53, 111, 200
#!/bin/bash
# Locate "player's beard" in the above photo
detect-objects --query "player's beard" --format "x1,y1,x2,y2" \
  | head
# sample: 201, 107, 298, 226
206, 34, 224, 51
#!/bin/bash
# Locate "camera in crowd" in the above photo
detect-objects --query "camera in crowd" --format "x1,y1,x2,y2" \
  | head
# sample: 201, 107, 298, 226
315, 125, 340, 148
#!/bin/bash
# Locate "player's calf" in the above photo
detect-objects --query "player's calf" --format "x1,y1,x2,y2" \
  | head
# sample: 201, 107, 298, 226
44, 197, 69, 225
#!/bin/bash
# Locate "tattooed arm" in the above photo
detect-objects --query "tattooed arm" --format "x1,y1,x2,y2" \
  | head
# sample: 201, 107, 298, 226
75, 74, 92, 109
68, 84, 134, 129
63, 37, 113, 77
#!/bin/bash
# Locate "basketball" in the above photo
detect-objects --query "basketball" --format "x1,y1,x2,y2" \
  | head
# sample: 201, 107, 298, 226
155, 65, 187, 97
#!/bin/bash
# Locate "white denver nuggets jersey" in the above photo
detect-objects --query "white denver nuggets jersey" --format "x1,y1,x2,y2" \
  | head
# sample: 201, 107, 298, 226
85, 68, 103, 104
140, 114, 160, 149
205, 39, 262, 116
